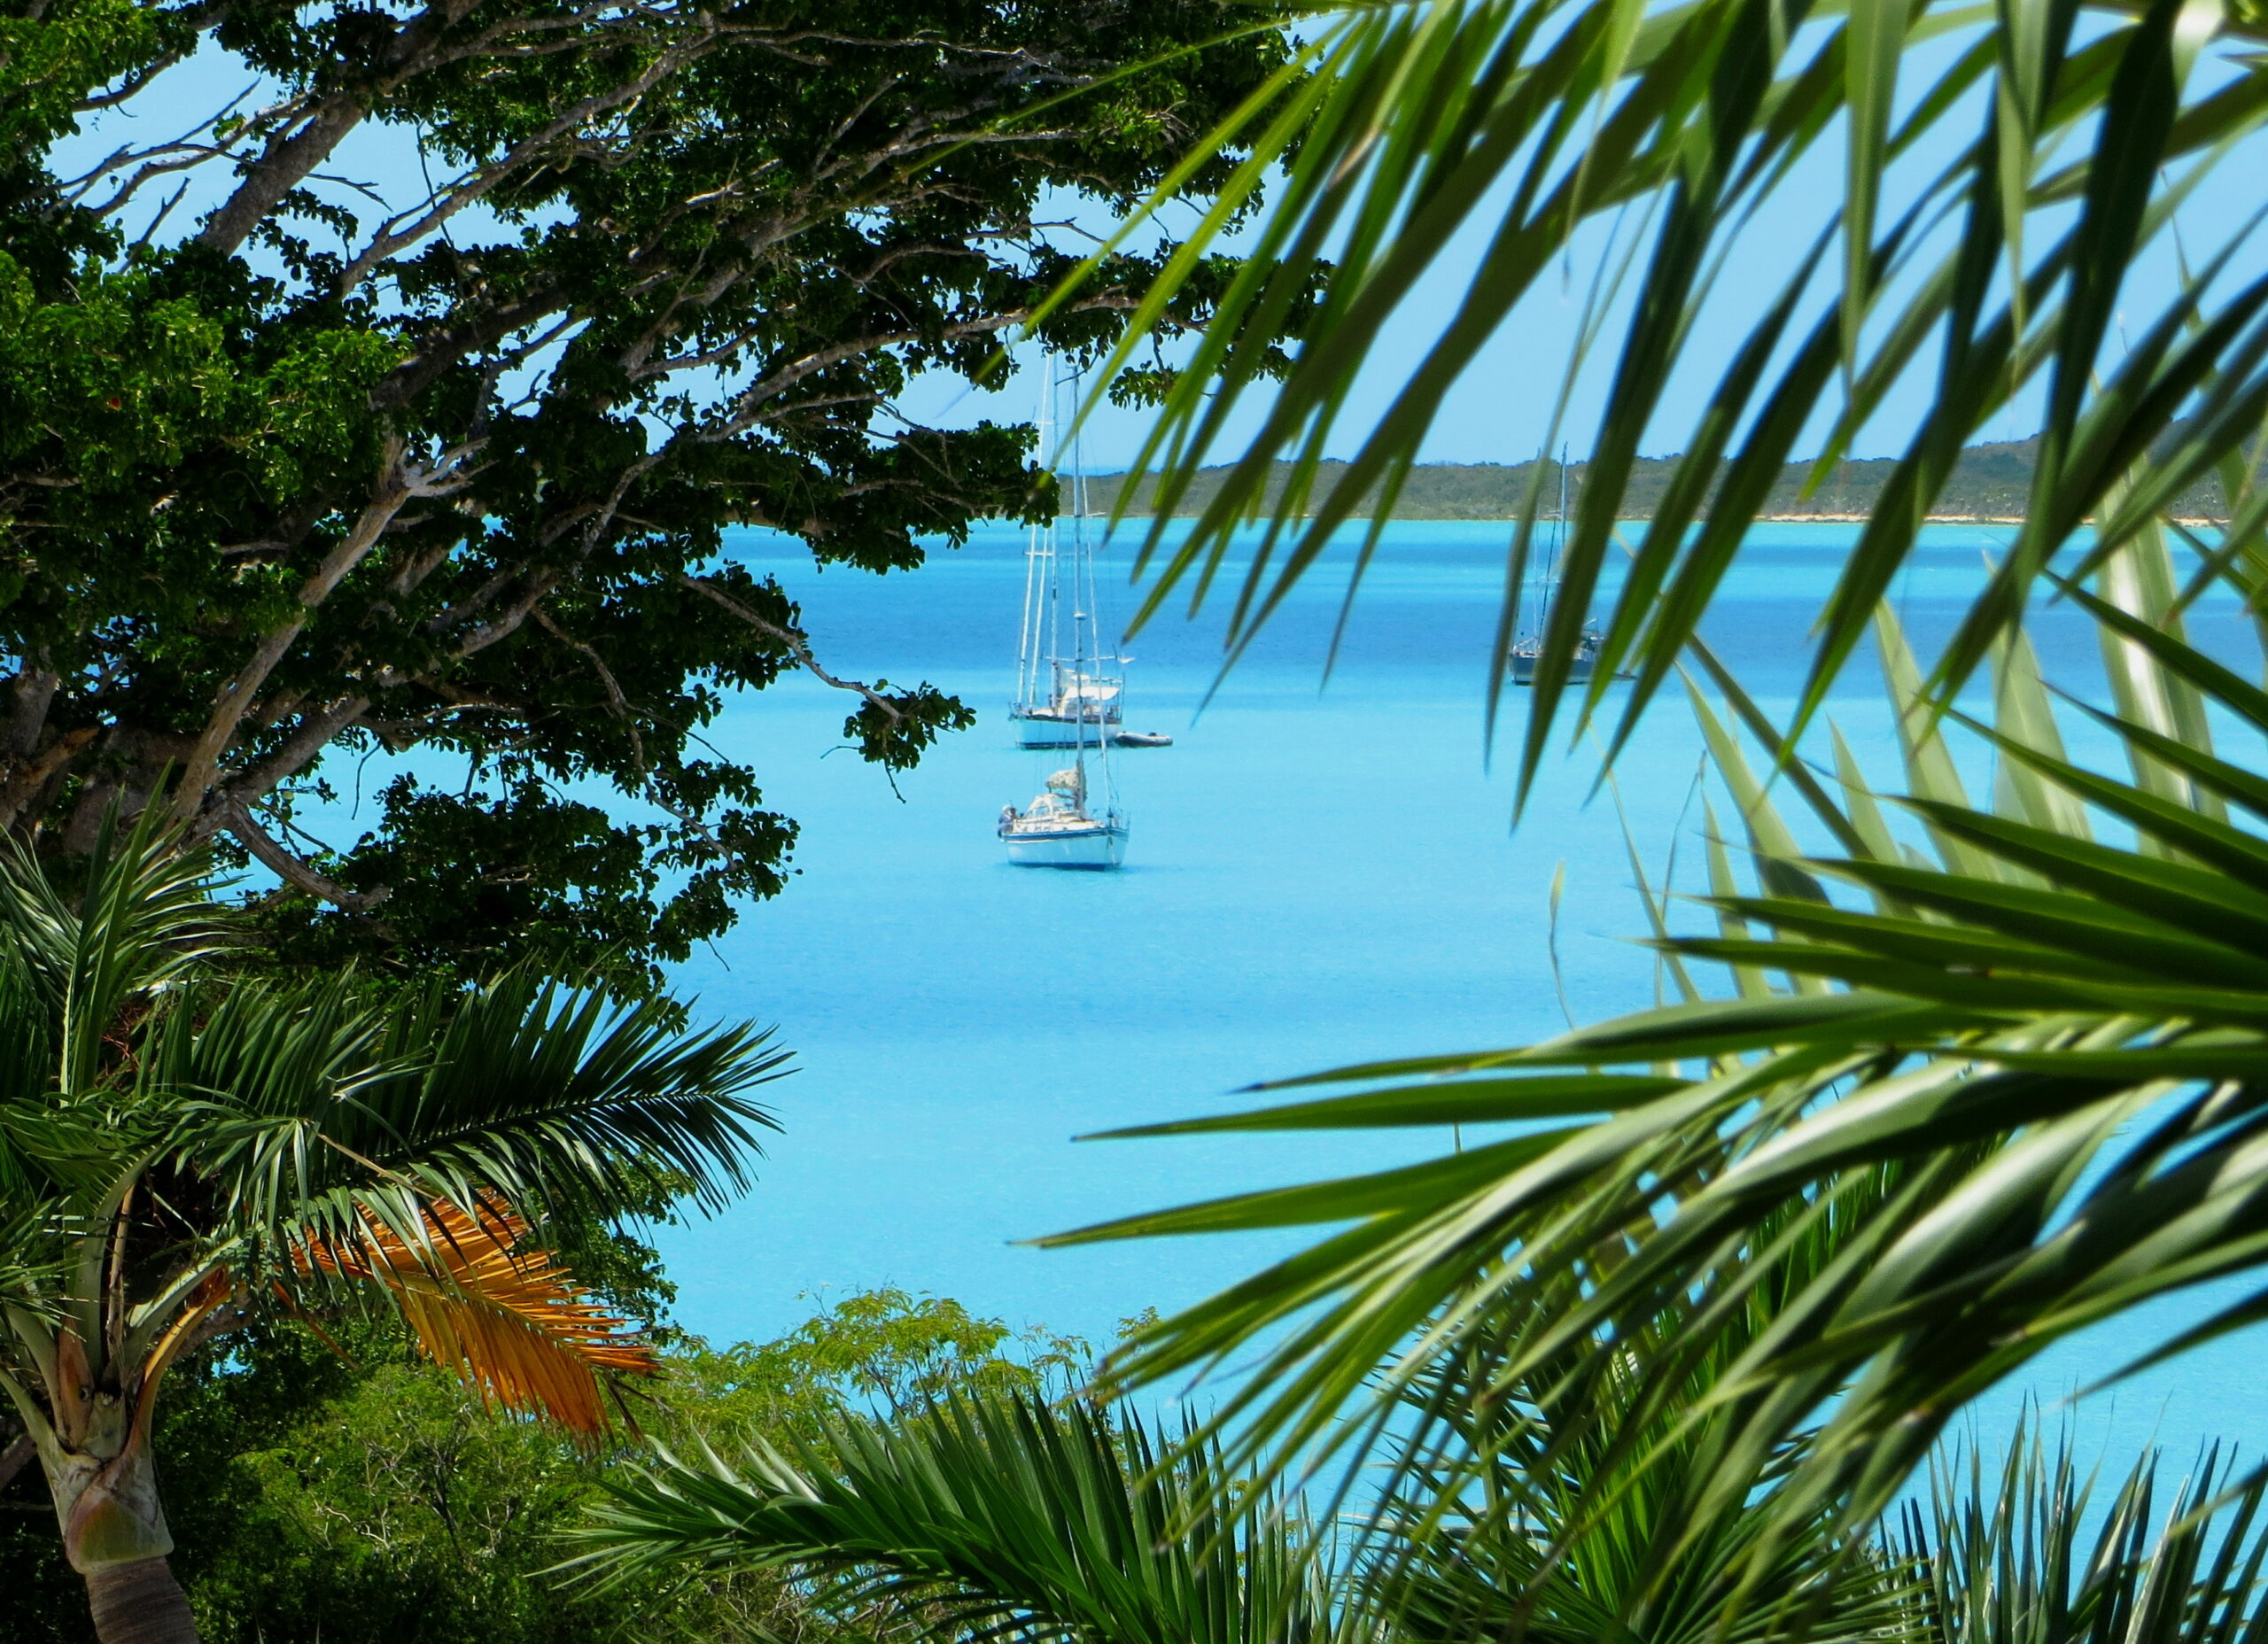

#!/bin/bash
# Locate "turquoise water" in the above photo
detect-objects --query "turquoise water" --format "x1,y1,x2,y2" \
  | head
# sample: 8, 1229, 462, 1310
657, 521, 2262, 1466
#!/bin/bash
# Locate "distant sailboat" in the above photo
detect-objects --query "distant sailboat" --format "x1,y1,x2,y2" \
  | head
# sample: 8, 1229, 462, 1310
1510, 447, 1606, 686
1009, 386, 1125, 748
999, 361, 1130, 869
998, 762, 1127, 869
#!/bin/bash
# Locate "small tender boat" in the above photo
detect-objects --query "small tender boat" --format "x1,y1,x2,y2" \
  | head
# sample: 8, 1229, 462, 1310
999, 766, 1126, 869
1112, 731, 1174, 748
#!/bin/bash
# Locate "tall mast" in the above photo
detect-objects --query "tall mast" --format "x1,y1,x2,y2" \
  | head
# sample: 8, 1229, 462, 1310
1016, 361, 1059, 712
1064, 361, 1112, 810
1542, 446, 1565, 600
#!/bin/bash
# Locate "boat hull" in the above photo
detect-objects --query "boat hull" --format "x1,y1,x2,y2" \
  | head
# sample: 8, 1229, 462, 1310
1511, 653, 1594, 685
1001, 824, 1127, 869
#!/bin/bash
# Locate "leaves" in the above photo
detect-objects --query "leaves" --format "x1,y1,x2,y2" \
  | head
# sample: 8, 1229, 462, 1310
0, 812, 785, 1507
1063, 0, 2268, 806
297, 1196, 651, 1438
0, 0, 1316, 985
571, 1389, 1327, 1644
1046, 545, 2268, 1600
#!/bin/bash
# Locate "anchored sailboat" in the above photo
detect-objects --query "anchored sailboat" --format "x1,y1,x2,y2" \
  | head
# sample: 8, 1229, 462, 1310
999, 362, 1130, 870
1510, 447, 1606, 686
998, 761, 1127, 869
1009, 386, 1124, 748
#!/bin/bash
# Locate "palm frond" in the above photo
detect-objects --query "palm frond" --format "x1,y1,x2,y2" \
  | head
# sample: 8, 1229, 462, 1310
151, 967, 788, 1246
1058, 0, 2268, 798
296, 1194, 652, 1436
1045, 559, 2268, 1581
570, 1390, 1329, 1644
1902, 1423, 2268, 1644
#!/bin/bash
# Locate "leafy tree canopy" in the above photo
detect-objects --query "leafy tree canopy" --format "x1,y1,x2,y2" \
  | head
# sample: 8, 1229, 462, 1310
0, 0, 1303, 989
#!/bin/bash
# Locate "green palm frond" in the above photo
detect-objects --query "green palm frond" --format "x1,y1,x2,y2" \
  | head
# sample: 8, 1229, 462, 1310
1055, 0, 2268, 797
155, 968, 788, 1251
1903, 1425, 2268, 1644
0, 809, 790, 1458
1046, 525, 2268, 1582
570, 1390, 1330, 1644
1363, 1174, 1922, 1644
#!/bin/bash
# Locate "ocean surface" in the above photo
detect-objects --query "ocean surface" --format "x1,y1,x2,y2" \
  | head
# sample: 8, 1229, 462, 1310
656, 520, 2262, 1469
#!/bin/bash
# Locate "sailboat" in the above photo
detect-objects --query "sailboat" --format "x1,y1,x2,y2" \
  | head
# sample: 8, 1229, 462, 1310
1510, 447, 1606, 685
999, 362, 1130, 869
998, 760, 1127, 869
1009, 390, 1125, 748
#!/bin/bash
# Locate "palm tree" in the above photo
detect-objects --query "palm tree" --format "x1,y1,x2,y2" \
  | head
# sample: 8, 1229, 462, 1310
1360, 1177, 1919, 1644
1902, 1423, 2268, 1644
0, 814, 788, 1643
1009, 0, 2268, 1596
1042, 509, 2268, 1586
570, 1387, 1331, 1644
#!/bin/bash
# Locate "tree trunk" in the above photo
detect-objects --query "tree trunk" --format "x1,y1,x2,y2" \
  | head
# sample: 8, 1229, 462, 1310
83, 1557, 199, 1644
41, 1423, 198, 1644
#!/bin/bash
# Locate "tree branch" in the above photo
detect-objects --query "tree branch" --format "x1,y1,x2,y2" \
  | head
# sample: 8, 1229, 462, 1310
0, 1432, 35, 1497
219, 802, 389, 911
171, 442, 415, 823
678, 575, 901, 722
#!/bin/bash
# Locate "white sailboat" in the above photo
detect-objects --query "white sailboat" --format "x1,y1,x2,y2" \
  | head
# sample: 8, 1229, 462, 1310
1510, 447, 1606, 685
1009, 383, 1125, 748
999, 362, 1130, 869
998, 761, 1127, 869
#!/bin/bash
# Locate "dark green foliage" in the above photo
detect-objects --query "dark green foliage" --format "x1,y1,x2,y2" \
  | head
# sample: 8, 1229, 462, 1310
1901, 1424, 2268, 1644
0, 1288, 1079, 1644
0, 0, 1303, 992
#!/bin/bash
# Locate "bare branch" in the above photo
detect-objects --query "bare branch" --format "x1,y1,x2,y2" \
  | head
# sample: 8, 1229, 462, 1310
533, 610, 646, 776
200, 695, 375, 829
0, 1432, 35, 1496
220, 801, 389, 911
678, 574, 901, 722
170, 441, 419, 823
335, 18, 723, 297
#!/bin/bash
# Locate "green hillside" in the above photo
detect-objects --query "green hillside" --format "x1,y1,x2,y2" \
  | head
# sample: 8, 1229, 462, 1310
1085, 436, 2232, 522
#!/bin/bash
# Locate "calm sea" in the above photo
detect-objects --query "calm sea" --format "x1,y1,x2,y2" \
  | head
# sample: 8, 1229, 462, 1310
658, 520, 2260, 1467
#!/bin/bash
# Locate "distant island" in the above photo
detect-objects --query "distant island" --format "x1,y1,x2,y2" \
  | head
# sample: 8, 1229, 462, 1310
1085, 433, 2233, 522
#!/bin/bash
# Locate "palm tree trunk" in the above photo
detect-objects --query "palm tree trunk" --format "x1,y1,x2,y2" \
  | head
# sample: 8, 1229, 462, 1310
83, 1557, 199, 1644
42, 1431, 199, 1644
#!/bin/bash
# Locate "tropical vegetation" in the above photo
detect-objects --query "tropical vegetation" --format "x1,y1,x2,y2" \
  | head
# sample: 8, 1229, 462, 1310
0, 814, 783, 1641
15, 0, 2268, 1640
575, 1384, 1327, 1644
0, 1285, 1078, 1643
1001, 0, 2268, 1597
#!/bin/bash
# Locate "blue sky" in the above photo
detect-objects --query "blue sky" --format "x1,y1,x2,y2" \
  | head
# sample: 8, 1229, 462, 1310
904, 19, 2268, 474
63, 19, 2268, 477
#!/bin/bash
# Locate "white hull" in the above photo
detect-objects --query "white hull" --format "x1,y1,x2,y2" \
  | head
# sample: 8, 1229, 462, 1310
1001, 824, 1127, 869
1511, 653, 1595, 685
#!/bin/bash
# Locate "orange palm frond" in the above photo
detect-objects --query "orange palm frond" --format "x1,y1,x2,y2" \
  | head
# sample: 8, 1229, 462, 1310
299, 1196, 653, 1437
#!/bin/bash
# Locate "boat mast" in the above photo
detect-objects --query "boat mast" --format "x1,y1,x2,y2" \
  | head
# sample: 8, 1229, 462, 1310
1063, 361, 1114, 814
1542, 446, 1565, 603
1016, 363, 1056, 714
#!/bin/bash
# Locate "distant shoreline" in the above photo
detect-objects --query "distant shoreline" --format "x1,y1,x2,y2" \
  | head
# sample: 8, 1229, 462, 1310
1084, 448, 2239, 525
